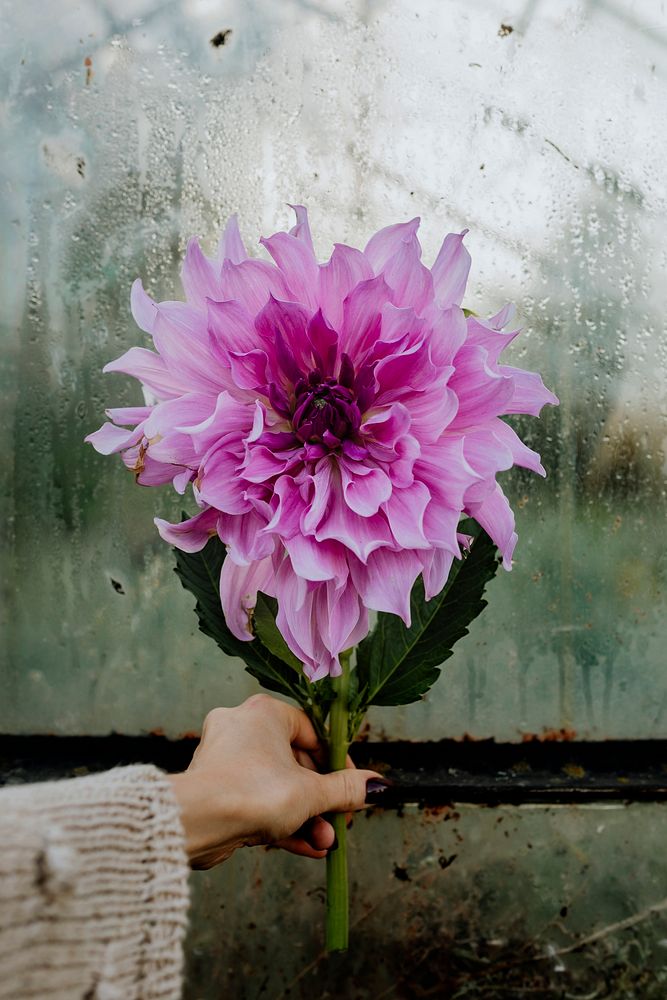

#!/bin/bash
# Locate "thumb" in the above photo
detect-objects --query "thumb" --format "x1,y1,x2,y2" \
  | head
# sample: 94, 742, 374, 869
315, 768, 388, 814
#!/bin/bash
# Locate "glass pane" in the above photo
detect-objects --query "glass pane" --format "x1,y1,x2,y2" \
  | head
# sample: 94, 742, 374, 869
1, 0, 665, 738
185, 802, 667, 998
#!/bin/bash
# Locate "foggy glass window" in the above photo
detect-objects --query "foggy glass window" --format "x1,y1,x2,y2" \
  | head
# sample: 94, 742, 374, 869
1, 0, 665, 740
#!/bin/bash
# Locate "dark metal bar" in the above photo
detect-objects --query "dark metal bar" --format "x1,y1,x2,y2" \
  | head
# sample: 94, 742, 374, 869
3, 735, 667, 804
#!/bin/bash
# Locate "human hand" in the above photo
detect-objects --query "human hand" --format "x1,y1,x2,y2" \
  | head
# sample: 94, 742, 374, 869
169, 694, 385, 869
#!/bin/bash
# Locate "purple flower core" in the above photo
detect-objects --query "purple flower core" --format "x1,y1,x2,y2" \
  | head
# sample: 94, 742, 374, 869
292, 366, 362, 446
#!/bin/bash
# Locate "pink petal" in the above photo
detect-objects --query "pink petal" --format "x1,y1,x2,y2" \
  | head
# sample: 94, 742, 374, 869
301, 458, 334, 535
185, 390, 252, 453
307, 309, 338, 376
362, 402, 411, 448
198, 444, 251, 514
416, 439, 479, 553
340, 460, 392, 516
264, 475, 305, 538
465, 482, 517, 569
417, 438, 480, 521
254, 296, 311, 379
135, 453, 183, 487
143, 393, 213, 466
219, 258, 291, 314
431, 230, 471, 307
218, 509, 275, 565
103, 347, 187, 399
462, 426, 515, 480
242, 443, 301, 484
284, 533, 348, 583
143, 393, 212, 441
85, 421, 144, 455
374, 340, 437, 404
465, 314, 520, 365
381, 481, 431, 549
349, 548, 422, 624
308, 460, 393, 560
220, 556, 275, 641
383, 433, 421, 488
288, 204, 315, 255
173, 469, 194, 494
181, 238, 221, 306
317, 578, 368, 660
491, 419, 546, 476
105, 406, 152, 425
462, 421, 546, 480
130, 279, 158, 334
218, 214, 247, 264
373, 303, 424, 357
404, 386, 458, 443
339, 275, 390, 361
272, 566, 321, 665
448, 345, 515, 428
207, 298, 257, 357
498, 365, 560, 415
383, 238, 434, 315
227, 349, 269, 391
153, 303, 228, 394
154, 507, 219, 552
318, 244, 373, 330
364, 218, 421, 274
427, 305, 467, 367
419, 548, 456, 601
260, 230, 319, 310
490, 302, 516, 330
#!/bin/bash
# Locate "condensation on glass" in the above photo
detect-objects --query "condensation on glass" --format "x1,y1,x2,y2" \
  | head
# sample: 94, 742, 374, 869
1, 0, 666, 739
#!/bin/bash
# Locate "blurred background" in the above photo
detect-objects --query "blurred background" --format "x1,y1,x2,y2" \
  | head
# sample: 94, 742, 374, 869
2, 1, 667, 996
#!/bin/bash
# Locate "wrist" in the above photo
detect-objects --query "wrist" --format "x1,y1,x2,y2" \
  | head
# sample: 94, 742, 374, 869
168, 771, 247, 869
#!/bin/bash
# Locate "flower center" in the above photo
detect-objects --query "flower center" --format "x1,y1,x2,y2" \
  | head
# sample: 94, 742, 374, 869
292, 368, 361, 446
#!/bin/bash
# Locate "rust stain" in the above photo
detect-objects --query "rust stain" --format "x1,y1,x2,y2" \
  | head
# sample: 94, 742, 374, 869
177, 730, 201, 741
84, 55, 93, 86
148, 726, 165, 737
422, 804, 456, 818
355, 721, 372, 743
521, 727, 577, 743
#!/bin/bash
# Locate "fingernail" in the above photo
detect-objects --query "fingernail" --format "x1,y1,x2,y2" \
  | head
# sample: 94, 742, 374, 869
365, 778, 391, 802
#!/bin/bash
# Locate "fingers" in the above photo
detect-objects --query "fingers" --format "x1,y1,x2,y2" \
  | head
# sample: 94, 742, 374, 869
274, 815, 335, 859
315, 768, 384, 814
273, 837, 328, 860
293, 748, 319, 772
244, 695, 321, 754
305, 815, 336, 850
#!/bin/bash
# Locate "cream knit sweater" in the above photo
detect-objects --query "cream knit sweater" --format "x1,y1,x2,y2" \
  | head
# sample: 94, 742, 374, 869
0, 765, 190, 1000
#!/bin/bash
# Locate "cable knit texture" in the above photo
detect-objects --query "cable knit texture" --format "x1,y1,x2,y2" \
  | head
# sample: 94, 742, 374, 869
0, 765, 189, 1000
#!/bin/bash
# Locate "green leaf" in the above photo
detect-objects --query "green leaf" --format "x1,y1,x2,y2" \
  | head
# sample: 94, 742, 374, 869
172, 533, 304, 702
355, 521, 500, 708
253, 592, 303, 673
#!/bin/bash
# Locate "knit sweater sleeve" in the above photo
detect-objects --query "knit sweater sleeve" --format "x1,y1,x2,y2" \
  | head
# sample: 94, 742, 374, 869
0, 765, 190, 1000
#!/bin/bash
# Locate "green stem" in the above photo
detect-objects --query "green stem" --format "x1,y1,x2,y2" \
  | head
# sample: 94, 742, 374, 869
326, 649, 351, 952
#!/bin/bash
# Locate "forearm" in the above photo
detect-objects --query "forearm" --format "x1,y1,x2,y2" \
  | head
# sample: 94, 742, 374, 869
0, 765, 189, 1000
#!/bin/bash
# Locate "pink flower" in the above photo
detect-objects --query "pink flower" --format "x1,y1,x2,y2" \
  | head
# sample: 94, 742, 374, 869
87, 208, 558, 680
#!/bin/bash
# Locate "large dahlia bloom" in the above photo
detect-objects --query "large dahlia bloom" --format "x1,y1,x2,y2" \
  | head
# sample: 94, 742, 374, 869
87, 208, 557, 680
